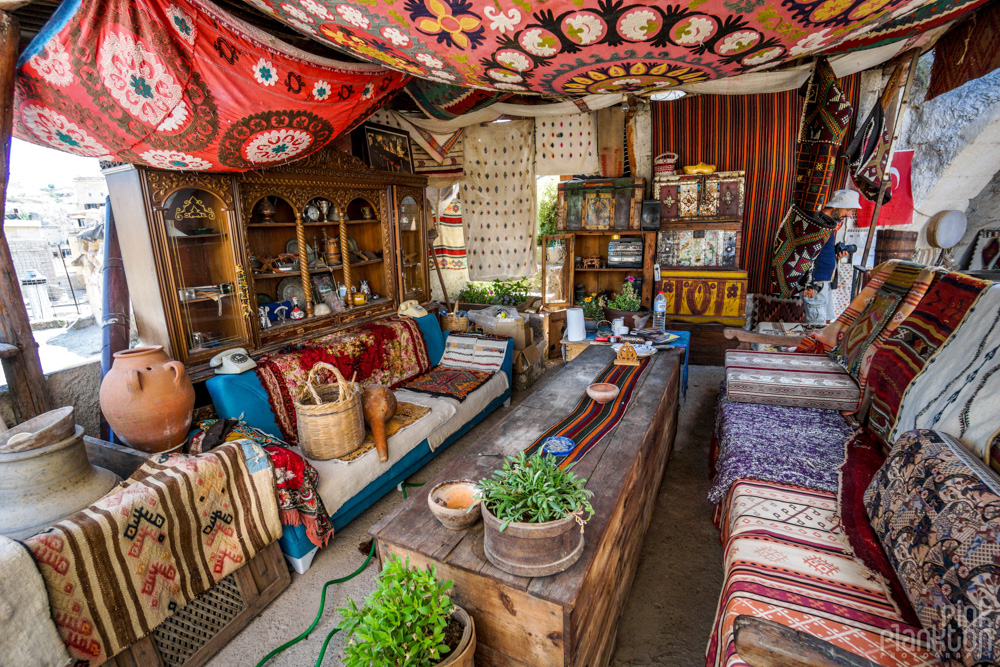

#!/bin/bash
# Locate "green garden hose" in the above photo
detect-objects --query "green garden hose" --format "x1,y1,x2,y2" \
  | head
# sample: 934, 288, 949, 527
255, 479, 424, 666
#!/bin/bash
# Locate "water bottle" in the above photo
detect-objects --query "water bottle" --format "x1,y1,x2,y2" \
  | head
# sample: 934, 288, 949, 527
653, 292, 667, 331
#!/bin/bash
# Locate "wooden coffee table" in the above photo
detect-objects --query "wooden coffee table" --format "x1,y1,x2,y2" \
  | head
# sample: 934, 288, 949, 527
370, 346, 681, 666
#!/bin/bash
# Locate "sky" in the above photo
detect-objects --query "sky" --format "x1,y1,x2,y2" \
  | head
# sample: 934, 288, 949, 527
8, 138, 103, 192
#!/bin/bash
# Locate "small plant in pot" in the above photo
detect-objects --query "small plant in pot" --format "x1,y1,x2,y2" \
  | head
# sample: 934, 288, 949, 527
477, 450, 594, 577
576, 293, 605, 332
337, 555, 476, 666
603, 277, 649, 329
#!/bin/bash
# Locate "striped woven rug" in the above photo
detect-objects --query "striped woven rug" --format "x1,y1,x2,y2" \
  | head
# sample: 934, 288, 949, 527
525, 358, 649, 468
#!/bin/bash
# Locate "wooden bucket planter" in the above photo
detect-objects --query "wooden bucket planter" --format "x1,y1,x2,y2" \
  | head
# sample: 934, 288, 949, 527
481, 504, 585, 577
439, 606, 476, 666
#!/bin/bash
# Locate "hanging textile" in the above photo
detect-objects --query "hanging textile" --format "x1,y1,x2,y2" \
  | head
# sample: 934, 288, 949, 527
651, 79, 858, 294
534, 112, 598, 176
406, 79, 510, 120
433, 186, 468, 269
370, 110, 464, 184
244, 0, 983, 95
793, 58, 853, 213
855, 150, 913, 225
771, 205, 838, 298
926, 2, 1000, 99
597, 105, 626, 177
462, 119, 536, 280
13, 0, 406, 171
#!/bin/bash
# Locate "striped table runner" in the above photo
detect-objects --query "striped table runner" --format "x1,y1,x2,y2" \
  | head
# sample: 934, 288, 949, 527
524, 358, 650, 468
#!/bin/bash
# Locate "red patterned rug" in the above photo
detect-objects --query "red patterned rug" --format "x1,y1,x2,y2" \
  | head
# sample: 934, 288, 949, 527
401, 367, 493, 401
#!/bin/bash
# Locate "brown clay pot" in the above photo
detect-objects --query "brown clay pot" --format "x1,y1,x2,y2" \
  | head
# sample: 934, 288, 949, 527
362, 384, 397, 462
100, 346, 195, 453
437, 606, 476, 666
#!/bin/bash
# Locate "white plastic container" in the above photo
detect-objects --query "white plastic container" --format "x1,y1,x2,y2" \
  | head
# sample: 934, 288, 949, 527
566, 307, 587, 342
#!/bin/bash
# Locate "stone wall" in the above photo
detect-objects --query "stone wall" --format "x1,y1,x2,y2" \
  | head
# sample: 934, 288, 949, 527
957, 167, 1000, 266
0, 360, 102, 436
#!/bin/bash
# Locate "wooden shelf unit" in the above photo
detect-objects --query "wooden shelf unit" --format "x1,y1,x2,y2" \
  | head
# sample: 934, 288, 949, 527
541, 231, 656, 310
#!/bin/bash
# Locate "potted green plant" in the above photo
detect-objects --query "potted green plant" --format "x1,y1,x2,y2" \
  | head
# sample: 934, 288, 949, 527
576, 292, 605, 333
456, 278, 531, 309
603, 276, 649, 329
337, 555, 476, 666
477, 451, 595, 577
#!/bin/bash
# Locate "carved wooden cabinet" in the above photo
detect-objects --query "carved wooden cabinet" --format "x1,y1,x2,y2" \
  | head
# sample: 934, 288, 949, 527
105, 149, 428, 379
655, 171, 745, 222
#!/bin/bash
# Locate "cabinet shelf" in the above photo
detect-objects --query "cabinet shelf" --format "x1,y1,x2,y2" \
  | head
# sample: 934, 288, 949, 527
351, 258, 383, 267
344, 219, 379, 225
574, 267, 643, 272
254, 271, 301, 279
247, 223, 296, 228
303, 221, 340, 227
175, 233, 224, 240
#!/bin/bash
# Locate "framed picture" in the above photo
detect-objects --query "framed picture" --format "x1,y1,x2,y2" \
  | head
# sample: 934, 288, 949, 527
356, 122, 413, 174
583, 191, 614, 230
312, 273, 336, 301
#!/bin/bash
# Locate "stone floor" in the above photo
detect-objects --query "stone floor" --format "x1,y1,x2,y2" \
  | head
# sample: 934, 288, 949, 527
209, 364, 725, 667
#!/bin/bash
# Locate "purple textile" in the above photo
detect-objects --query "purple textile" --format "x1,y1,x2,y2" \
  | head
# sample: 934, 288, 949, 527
709, 383, 854, 504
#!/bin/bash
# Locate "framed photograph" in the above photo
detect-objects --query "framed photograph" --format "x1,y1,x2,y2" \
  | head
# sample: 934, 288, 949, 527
356, 122, 413, 174
583, 191, 614, 230
312, 273, 336, 301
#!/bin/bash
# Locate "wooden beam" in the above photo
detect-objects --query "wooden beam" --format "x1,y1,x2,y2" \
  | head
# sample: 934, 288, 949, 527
100, 198, 130, 440
0, 10, 52, 423
733, 616, 881, 667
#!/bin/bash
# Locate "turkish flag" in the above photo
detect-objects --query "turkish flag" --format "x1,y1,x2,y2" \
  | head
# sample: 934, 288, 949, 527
853, 150, 913, 227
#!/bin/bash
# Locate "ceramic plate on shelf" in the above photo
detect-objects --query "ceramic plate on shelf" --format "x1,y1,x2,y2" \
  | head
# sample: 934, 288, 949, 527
285, 239, 315, 263
541, 437, 576, 457
612, 343, 656, 357
277, 277, 305, 304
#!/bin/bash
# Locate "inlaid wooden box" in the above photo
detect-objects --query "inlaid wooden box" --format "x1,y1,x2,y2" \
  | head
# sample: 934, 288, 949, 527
556, 178, 645, 231
655, 171, 745, 222
660, 269, 748, 326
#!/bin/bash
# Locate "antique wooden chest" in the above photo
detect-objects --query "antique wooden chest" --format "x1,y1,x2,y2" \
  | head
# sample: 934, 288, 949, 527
660, 269, 748, 326
556, 178, 645, 231
655, 171, 745, 222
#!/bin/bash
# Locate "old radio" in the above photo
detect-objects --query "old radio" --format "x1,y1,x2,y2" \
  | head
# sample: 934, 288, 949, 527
607, 238, 644, 268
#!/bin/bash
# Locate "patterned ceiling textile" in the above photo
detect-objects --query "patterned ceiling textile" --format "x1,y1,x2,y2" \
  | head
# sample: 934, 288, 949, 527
240, 0, 980, 94
534, 112, 599, 176
794, 58, 853, 213
432, 188, 467, 269
651, 80, 858, 294
865, 272, 988, 446
771, 205, 838, 298
25, 441, 281, 666
795, 259, 898, 354
405, 79, 509, 120
889, 283, 1000, 459
14, 0, 407, 172
462, 119, 536, 280
829, 261, 932, 381
255, 317, 431, 443
832, 0, 991, 53
710, 382, 854, 504
926, 2, 1000, 99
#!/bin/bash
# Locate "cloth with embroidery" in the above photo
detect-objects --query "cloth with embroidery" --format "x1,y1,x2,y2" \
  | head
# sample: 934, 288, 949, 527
402, 367, 493, 401
771, 205, 838, 298
12, 0, 406, 171
24, 441, 280, 665
189, 419, 334, 547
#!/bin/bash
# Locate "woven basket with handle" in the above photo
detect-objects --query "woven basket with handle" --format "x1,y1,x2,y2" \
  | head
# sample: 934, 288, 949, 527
294, 362, 365, 460
440, 301, 468, 333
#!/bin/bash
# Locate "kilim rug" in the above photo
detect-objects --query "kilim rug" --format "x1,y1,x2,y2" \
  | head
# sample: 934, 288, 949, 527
829, 261, 933, 382
793, 58, 854, 213
771, 204, 838, 298
25, 441, 281, 666
256, 317, 431, 443
865, 272, 988, 445
338, 402, 433, 461
889, 283, 1000, 459
796, 260, 898, 354
0, 536, 70, 666
439, 333, 508, 373
845, 100, 892, 202
651, 80, 859, 294
433, 191, 468, 270
926, 0, 1000, 100
523, 358, 649, 469
405, 80, 509, 121
402, 367, 493, 401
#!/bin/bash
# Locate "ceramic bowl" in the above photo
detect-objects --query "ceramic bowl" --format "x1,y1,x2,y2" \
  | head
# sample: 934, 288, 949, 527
587, 382, 620, 405
428, 479, 481, 531
541, 436, 576, 457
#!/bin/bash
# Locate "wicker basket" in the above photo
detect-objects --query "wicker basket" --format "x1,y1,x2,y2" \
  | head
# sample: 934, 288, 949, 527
440, 302, 468, 333
294, 362, 365, 460
654, 152, 678, 175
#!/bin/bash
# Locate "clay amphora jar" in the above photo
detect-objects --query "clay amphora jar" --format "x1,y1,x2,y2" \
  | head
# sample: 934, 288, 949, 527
100, 346, 195, 453
362, 384, 397, 462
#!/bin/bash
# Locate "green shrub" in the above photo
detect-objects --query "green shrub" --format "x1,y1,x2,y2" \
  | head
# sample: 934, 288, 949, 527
477, 450, 595, 531
576, 293, 605, 319
337, 556, 456, 667
537, 180, 558, 244
456, 277, 530, 306
606, 277, 641, 312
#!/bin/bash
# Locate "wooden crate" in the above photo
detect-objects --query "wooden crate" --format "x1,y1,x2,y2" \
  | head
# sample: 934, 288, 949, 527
371, 346, 680, 666
84, 437, 291, 667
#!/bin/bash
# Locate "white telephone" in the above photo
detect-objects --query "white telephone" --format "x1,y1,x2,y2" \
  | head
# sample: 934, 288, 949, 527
397, 300, 428, 318
210, 348, 257, 375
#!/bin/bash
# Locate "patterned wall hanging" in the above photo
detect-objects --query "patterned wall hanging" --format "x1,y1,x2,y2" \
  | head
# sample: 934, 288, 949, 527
370, 110, 464, 184
534, 112, 598, 176
771, 204, 838, 298
462, 119, 536, 280
240, 0, 985, 94
433, 185, 468, 269
793, 58, 853, 213
13, 0, 407, 171
651, 80, 858, 294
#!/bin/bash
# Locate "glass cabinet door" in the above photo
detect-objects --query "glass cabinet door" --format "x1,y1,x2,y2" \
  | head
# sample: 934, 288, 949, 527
162, 187, 249, 360
541, 233, 574, 309
396, 191, 427, 302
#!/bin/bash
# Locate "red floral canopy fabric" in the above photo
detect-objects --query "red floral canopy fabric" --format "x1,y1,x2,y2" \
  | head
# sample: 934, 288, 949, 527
13, 0, 408, 171
242, 0, 987, 94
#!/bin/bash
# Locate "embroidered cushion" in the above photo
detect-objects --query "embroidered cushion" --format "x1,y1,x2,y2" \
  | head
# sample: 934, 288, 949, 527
724, 350, 861, 411
865, 429, 1000, 666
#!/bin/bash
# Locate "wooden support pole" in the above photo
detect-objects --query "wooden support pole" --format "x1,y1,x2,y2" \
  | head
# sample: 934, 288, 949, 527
0, 10, 52, 424
101, 197, 130, 440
